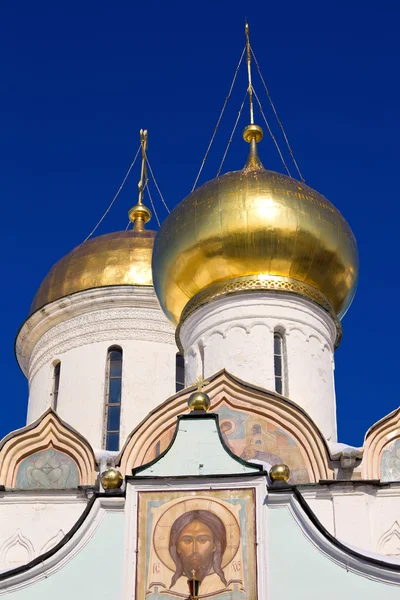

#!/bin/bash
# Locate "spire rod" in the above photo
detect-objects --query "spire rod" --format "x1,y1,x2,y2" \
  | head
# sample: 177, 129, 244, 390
137, 129, 148, 206
245, 22, 254, 125
128, 129, 152, 231
242, 23, 264, 169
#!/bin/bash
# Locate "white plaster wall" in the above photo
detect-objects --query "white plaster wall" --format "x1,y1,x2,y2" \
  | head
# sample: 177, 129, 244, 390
180, 292, 338, 441
17, 287, 177, 450
0, 498, 125, 598
0, 492, 87, 572
301, 483, 400, 556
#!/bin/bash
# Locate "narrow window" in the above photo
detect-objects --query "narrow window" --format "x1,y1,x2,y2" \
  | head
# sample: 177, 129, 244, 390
175, 353, 185, 392
274, 332, 284, 395
104, 347, 122, 451
52, 361, 61, 410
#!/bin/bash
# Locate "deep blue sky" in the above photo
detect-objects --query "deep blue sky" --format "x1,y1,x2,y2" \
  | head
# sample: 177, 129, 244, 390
0, 1, 398, 446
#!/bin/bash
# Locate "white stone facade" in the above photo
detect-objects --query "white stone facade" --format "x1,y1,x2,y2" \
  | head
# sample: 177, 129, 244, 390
0, 491, 87, 572
15, 286, 177, 449
302, 483, 400, 556
179, 291, 338, 441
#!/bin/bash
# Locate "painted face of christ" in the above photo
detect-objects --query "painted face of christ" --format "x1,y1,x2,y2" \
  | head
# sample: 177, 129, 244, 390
169, 510, 227, 588
177, 519, 216, 580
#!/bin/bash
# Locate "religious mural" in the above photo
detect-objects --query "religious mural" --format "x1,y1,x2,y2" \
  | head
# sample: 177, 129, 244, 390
136, 489, 256, 600
15, 448, 79, 489
142, 403, 310, 484
381, 439, 400, 482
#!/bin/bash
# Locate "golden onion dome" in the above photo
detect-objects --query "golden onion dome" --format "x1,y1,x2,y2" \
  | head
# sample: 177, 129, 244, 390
152, 126, 358, 328
30, 203, 155, 315
30, 129, 158, 316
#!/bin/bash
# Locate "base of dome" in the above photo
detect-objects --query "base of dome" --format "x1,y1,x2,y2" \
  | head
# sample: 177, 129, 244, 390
176, 274, 342, 349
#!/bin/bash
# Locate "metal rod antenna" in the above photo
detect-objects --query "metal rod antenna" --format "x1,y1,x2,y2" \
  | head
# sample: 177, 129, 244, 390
245, 23, 254, 125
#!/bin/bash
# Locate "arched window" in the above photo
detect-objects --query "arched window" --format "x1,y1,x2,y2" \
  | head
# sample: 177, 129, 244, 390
104, 347, 122, 451
274, 332, 285, 395
175, 353, 185, 392
51, 361, 61, 411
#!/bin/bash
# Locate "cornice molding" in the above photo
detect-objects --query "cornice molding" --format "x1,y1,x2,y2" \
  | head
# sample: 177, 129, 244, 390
178, 291, 339, 352
16, 287, 175, 377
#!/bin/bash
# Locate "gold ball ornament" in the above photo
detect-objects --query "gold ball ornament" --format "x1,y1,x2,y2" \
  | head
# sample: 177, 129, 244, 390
100, 468, 124, 490
242, 123, 264, 143
128, 203, 152, 225
269, 464, 290, 483
187, 391, 211, 412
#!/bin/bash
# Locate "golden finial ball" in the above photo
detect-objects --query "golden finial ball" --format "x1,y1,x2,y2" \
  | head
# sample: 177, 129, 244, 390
242, 124, 264, 143
270, 464, 290, 483
128, 203, 152, 224
100, 468, 124, 490
187, 391, 211, 412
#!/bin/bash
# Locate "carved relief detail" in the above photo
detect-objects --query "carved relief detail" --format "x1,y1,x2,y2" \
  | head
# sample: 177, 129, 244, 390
40, 530, 65, 554
180, 294, 336, 355
28, 308, 175, 378
0, 529, 34, 564
16, 287, 175, 377
377, 521, 400, 555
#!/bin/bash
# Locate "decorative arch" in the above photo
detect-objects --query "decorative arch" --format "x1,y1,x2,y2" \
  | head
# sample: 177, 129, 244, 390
362, 406, 400, 480
0, 530, 34, 564
0, 409, 96, 488
118, 370, 333, 482
40, 530, 65, 555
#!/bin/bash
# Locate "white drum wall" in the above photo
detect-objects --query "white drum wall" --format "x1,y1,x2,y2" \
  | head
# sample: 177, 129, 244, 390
16, 287, 177, 449
179, 292, 338, 441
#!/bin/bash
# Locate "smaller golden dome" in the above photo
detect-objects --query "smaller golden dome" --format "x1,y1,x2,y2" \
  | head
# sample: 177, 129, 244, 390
100, 468, 124, 490
187, 391, 211, 412
30, 229, 155, 315
269, 464, 290, 483
30, 128, 156, 316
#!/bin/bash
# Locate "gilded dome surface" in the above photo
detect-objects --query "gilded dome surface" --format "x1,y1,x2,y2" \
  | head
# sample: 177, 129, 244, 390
152, 158, 358, 327
30, 229, 155, 314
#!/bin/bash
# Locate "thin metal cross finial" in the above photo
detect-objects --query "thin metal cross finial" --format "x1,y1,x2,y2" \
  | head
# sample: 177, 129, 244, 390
137, 129, 148, 206
194, 375, 210, 391
245, 22, 254, 125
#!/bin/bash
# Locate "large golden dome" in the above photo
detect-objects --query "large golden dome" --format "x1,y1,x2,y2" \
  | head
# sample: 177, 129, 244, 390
30, 229, 155, 315
152, 134, 358, 327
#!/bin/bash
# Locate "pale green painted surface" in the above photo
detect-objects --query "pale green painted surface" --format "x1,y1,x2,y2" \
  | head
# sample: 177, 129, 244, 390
5, 512, 124, 599
4, 491, 399, 599
138, 418, 260, 477
268, 507, 400, 599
